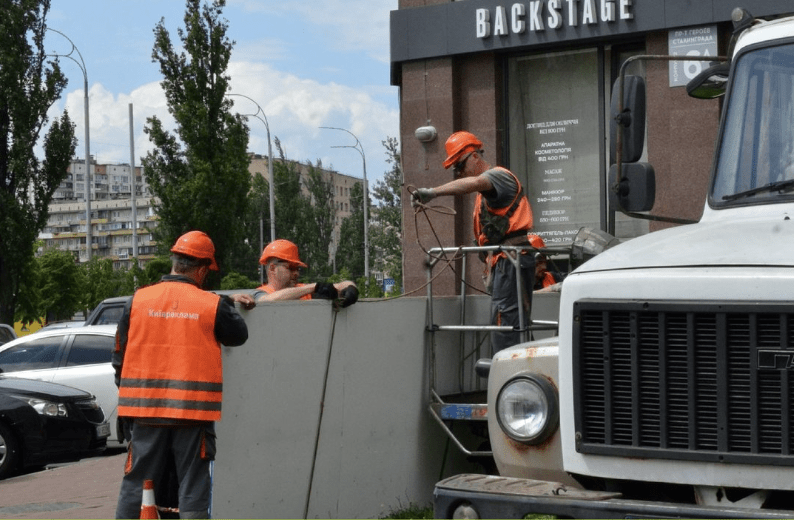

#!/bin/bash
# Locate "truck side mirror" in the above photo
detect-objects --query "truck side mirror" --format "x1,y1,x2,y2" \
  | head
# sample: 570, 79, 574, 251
609, 163, 656, 212
610, 75, 646, 164
686, 62, 730, 99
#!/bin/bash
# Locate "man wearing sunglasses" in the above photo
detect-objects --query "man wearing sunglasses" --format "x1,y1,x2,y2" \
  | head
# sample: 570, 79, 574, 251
253, 239, 358, 306
411, 131, 535, 353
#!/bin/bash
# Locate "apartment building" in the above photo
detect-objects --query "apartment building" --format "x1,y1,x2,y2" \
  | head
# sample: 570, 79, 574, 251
41, 155, 365, 270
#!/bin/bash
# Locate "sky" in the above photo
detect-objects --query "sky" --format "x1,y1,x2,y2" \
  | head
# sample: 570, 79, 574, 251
43, 0, 399, 186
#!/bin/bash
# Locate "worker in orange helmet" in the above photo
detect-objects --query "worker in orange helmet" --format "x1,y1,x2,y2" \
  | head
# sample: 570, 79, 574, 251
412, 131, 535, 353
113, 230, 253, 519
253, 239, 358, 307
527, 234, 563, 291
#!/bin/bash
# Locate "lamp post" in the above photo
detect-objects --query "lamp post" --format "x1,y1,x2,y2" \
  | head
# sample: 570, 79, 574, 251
228, 93, 275, 284
48, 28, 92, 261
320, 126, 369, 280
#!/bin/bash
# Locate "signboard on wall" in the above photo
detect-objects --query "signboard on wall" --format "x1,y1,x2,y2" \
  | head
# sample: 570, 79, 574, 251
668, 25, 718, 87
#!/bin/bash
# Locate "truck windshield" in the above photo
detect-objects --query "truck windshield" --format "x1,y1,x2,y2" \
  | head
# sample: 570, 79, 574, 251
712, 42, 794, 204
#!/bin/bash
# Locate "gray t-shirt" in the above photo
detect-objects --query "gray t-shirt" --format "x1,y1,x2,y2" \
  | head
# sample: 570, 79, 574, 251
480, 167, 519, 209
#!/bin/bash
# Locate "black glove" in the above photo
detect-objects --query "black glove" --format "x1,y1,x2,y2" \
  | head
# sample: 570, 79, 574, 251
339, 286, 359, 308
313, 282, 338, 300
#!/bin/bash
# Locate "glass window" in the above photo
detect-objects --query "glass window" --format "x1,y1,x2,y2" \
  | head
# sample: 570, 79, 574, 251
0, 328, 15, 344
0, 337, 62, 371
65, 334, 114, 366
94, 305, 125, 326
508, 48, 601, 246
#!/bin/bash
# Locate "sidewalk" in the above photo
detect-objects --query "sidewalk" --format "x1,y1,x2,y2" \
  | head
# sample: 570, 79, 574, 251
0, 449, 126, 519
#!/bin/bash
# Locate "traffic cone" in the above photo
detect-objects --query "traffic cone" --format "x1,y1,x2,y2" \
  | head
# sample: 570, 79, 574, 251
140, 479, 160, 519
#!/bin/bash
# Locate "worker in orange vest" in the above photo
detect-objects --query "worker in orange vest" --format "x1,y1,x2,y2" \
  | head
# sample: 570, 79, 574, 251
527, 234, 563, 291
254, 239, 358, 307
112, 231, 254, 519
412, 131, 535, 353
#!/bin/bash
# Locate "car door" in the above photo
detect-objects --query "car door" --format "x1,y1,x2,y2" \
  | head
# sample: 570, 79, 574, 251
51, 332, 119, 440
0, 335, 65, 382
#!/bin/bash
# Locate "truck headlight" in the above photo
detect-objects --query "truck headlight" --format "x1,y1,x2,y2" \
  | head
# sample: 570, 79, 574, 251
496, 375, 558, 444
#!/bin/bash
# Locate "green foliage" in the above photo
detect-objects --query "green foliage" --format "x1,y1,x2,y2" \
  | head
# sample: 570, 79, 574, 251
0, 0, 77, 324
334, 181, 368, 278
142, 0, 251, 288
369, 137, 403, 286
82, 257, 128, 310
141, 256, 172, 286
379, 502, 433, 519
220, 271, 258, 290
37, 248, 85, 322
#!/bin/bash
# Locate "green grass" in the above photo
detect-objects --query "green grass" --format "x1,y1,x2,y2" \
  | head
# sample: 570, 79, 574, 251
379, 502, 434, 519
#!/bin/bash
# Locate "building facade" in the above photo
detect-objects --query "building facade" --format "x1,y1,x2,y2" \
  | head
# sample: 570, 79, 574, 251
390, 0, 794, 294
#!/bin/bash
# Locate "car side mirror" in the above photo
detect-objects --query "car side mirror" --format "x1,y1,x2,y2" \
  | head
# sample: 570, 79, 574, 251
686, 62, 730, 99
610, 75, 646, 164
609, 162, 656, 212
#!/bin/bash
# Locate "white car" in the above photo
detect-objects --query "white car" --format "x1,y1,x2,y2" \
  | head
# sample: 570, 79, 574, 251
0, 325, 123, 445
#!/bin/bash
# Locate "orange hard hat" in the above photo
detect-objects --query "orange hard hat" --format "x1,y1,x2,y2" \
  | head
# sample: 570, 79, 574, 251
527, 234, 546, 249
259, 239, 307, 267
170, 231, 219, 271
443, 131, 483, 169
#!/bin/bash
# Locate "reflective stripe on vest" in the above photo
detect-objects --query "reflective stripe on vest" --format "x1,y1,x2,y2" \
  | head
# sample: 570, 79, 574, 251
473, 168, 534, 247
118, 281, 222, 422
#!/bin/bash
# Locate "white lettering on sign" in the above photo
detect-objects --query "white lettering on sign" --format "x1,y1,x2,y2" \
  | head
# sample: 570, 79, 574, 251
476, 8, 491, 38
477, 0, 633, 38
495, 6, 508, 35
512, 3, 526, 33
547, 0, 562, 29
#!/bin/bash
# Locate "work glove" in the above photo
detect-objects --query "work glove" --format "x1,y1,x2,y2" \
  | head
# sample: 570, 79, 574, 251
411, 188, 437, 207
339, 286, 359, 308
313, 282, 338, 300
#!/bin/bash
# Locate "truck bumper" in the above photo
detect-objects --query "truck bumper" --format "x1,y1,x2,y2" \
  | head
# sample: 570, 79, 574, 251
434, 474, 794, 519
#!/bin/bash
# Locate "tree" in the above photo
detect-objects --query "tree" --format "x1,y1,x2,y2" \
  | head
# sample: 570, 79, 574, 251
142, 0, 251, 288
0, 0, 77, 325
300, 162, 336, 280
369, 137, 403, 293
334, 182, 367, 279
82, 256, 128, 311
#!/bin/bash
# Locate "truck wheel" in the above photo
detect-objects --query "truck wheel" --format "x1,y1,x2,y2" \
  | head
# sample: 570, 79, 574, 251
0, 422, 20, 480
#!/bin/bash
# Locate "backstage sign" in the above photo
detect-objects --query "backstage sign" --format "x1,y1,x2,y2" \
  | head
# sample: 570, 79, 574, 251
475, 0, 635, 38
668, 25, 718, 87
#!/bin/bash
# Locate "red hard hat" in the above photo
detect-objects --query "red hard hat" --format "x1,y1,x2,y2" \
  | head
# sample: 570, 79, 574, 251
527, 234, 546, 249
443, 131, 483, 169
259, 239, 307, 267
170, 231, 219, 271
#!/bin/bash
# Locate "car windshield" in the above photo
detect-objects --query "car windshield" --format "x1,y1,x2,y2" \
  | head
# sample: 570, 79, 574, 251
712, 42, 794, 204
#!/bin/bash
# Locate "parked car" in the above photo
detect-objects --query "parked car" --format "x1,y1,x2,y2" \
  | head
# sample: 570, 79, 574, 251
0, 324, 16, 346
0, 377, 108, 479
38, 320, 86, 331
84, 296, 130, 326
0, 325, 122, 445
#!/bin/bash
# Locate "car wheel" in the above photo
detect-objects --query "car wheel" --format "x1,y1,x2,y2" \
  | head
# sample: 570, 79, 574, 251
0, 422, 20, 480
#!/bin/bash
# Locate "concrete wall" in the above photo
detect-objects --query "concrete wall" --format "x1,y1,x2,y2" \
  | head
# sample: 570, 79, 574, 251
214, 292, 560, 518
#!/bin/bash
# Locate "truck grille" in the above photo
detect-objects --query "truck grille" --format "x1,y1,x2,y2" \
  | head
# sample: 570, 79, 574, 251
573, 300, 794, 466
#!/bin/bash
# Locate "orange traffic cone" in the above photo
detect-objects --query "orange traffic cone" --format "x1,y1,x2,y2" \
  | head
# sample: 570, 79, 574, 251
140, 479, 160, 519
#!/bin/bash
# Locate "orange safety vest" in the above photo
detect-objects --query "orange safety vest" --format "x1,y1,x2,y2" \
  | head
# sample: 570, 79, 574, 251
472, 168, 533, 247
256, 283, 312, 300
539, 271, 557, 289
118, 281, 223, 422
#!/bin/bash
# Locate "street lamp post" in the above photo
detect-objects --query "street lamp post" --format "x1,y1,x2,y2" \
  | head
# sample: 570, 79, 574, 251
320, 127, 369, 280
48, 28, 92, 261
228, 93, 275, 284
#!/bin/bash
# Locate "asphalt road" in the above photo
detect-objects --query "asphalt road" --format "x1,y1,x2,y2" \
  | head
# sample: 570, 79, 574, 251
0, 447, 127, 519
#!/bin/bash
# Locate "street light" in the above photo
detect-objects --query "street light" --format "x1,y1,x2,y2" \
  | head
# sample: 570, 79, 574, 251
47, 28, 92, 261
320, 126, 369, 280
228, 93, 275, 284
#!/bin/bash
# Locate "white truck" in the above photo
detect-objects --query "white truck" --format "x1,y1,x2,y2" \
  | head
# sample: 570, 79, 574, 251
434, 8, 794, 519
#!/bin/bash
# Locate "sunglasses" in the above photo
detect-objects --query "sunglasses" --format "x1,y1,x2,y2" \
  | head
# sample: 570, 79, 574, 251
452, 151, 475, 176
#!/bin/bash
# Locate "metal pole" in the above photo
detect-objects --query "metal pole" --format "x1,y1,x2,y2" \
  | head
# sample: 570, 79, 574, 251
320, 127, 369, 280
47, 29, 91, 261
227, 93, 276, 244
128, 103, 138, 263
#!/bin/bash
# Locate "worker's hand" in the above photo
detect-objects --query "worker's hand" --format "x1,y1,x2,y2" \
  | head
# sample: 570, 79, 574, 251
339, 286, 359, 308
411, 187, 436, 207
230, 293, 256, 310
313, 282, 339, 300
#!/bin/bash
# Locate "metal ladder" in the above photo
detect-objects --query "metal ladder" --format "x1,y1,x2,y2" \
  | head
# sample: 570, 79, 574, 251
424, 244, 560, 458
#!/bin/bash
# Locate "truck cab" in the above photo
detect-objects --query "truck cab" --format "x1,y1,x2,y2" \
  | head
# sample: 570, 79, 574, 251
435, 9, 794, 519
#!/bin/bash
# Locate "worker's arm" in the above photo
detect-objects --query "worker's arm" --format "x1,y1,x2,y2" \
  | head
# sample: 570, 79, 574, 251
433, 175, 493, 196
257, 284, 317, 302
214, 295, 249, 346
111, 296, 135, 387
